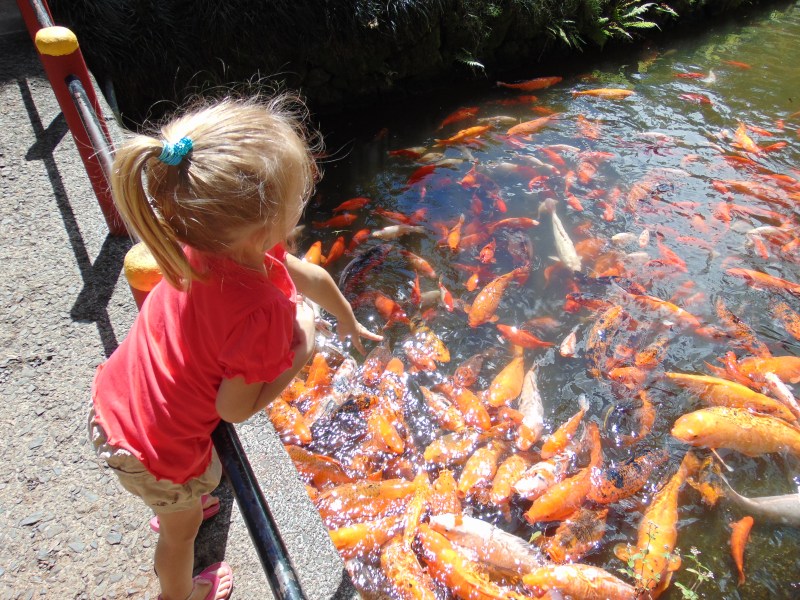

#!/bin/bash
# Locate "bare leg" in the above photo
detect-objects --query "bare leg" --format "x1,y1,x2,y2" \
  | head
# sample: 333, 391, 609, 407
155, 502, 210, 600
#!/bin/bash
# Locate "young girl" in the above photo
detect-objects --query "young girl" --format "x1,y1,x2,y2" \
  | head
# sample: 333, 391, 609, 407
89, 95, 381, 600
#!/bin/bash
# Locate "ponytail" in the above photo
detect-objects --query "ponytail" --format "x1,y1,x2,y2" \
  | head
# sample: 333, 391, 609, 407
111, 137, 197, 290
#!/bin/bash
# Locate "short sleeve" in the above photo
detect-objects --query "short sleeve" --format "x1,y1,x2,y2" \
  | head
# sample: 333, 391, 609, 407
268, 243, 287, 262
219, 299, 296, 384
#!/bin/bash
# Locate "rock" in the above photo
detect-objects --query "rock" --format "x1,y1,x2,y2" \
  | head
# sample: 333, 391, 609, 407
68, 541, 86, 553
19, 512, 45, 526
106, 532, 122, 545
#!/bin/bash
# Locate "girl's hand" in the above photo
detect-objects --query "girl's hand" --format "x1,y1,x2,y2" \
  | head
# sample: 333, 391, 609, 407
337, 314, 383, 355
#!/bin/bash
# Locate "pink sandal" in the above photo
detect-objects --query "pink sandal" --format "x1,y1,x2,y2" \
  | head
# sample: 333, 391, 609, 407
149, 494, 221, 533
158, 561, 233, 600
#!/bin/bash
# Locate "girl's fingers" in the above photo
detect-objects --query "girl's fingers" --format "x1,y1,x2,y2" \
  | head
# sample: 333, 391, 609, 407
358, 324, 384, 341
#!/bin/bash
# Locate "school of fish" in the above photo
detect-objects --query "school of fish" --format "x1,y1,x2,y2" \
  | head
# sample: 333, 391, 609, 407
271, 52, 800, 600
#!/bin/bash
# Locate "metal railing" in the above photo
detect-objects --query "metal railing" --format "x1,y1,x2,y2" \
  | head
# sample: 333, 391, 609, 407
17, 1, 308, 597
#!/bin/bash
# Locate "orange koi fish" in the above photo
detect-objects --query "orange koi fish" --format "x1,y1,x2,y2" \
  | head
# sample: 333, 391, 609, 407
714, 298, 771, 357
457, 440, 510, 498
631, 293, 702, 329
420, 385, 466, 432
733, 122, 761, 153
303, 240, 324, 265
285, 445, 352, 489
332, 196, 370, 212
329, 515, 404, 560
544, 507, 609, 563
572, 88, 635, 100
577, 114, 602, 140
468, 267, 527, 327
506, 113, 560, 137
614, 390, 657, 447
523, 563, 636, 599
497, 76, 562, 91
679, 92, 713, 105
491, 454, 532, 505
730, 516, 754, 586
524, 422, 602, 523
400, 249, 437, 278
486, 216, 539, 234
735, 355, 800, 383
438, 106, 479, 129
665, 372, 796, 421
452, 351, 490, 389
671, 406, 800, 457
347, 228, 371, 252
375, 207, 414, 224
724, 60, 752, 69
267, 398, 312, 445
449, 385, 492, 430
613, 452, 694, 599
447, 214, 465, 251
380, 536, 438, 600
315, 478, 418, 528
478, 238, 497, 263
362, 345, 392, 387
312, 213, 358, 228
772, 302, 800, 340
304, 353, 332, 394
423, 429, 483, 467
403, 317, 450, 370
487, 349, 525, 407
407, 164, 438, 185
585, 305, 633, 377
588, 449, 668, 505
726, 267, 800, 295
435, 125, 492, 146
540, 399, 588, 459
417, 525, 535, 600
427, 470, 462, 516
438, 279, 454, 312
686, 455, 724, 507
388, 146, 427, 160
322, 236, 345, 268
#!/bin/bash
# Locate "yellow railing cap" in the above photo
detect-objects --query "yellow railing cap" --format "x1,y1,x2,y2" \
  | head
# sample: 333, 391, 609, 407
35, 26, 79, 56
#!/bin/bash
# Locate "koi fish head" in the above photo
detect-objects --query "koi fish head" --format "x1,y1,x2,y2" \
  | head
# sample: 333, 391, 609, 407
671, 411, 714, 446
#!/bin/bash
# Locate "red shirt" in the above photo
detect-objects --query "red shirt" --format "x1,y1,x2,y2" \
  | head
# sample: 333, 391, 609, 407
92, 245, 296, 483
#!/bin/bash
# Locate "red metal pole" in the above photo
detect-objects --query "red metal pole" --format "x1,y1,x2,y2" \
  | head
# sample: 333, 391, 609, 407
16, 0, 127, 236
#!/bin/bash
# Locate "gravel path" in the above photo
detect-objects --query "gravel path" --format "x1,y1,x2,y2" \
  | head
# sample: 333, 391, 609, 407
0, 25, 356, 600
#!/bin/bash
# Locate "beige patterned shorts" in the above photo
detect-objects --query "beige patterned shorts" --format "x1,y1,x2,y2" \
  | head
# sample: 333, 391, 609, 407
87, 406, 222, 515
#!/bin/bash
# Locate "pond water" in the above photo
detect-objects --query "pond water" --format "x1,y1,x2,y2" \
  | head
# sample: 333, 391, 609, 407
283, 3, 800, 598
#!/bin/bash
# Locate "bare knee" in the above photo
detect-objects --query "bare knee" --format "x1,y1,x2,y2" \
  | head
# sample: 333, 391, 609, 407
156, 504, 203, 544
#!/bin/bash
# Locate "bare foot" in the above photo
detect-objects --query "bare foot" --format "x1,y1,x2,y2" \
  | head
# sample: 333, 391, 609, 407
187, 562, 233, 600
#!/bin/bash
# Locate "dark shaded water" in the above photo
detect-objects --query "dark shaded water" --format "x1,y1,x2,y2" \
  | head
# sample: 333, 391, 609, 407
289, 3, 800, 598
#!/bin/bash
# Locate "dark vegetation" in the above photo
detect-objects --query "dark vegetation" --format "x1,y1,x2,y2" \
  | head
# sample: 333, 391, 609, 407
49, 0, 772, 128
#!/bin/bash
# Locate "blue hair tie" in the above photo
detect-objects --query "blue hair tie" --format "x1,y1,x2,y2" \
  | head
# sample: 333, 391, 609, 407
157, 137, 193, 166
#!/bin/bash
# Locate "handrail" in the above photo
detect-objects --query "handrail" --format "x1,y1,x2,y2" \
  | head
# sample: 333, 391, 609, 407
16, 0, 125, 235
212, 422, 308, 600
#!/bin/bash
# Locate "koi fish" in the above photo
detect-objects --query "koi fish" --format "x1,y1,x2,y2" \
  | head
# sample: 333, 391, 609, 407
478, 238, 497, 263
490, 454, 531, 505
407, 164, 438, 185
525, 422, 601, 523
665, 372, 796, 422
447, 214, 465, 251
630, 293, 703, 329
513, 452, 572, 501
686, 455, 724, 507
438, 106, 479, 129
719, 472, 800, 527
730, 516, 754, 586
735, 355, 800, 383
726, 267, 800, 295
550, 209, 582, 271
429, 513, 546, 576
468, 267, 528, 327
544, 507, 609, 563
497, 76, 562, 91
304, 357, 358, 425
312, 213, 358, 228
540, 398, 588, 459
496, 324, 553, 350
400, 249, 437, 278
733, 122, 761, 153
457, 440, 509, 498
347, 228, 371, 252
423, 429, 483, 467
435, 125, 492, 146
303, 240, 324, 265
329, 515, 404, 560
322, 236, 346, 268
332, 197, 370, 212
380, 536, 438, 599
266, 398, 312, 445
577, 114, 602, 140
679, 93, 713, 105
588, 449, 668, 505
523, 563, 636, 600
371, 224, 427, 240
487, 350, 525, 407
403, 317, 450, 371
516, 362, 545, 451
417, 524, 535, 600
420, 386, 466, 432
506, 114, 560, 137
486, 217, 539, 234
724, 60, 752, 69
671, 406, 800, 457
314, 478, 418, 528
284, 445, 352, 488
613, 452, 694, 599
572, 88, 635, 100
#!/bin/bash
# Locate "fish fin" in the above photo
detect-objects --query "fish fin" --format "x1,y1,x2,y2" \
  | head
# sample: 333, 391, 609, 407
613, 543, 633, 562
578, 394, 589, 412
490, 315, 500, 323
668, 553, 682, 571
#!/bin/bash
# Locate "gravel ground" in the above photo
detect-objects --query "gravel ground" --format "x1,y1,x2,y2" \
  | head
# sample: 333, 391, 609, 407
0, 26, 357, 600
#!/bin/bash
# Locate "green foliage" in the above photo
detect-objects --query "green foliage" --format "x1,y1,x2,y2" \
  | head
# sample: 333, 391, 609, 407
675, 547, 716, 600
591, 1, 679, 48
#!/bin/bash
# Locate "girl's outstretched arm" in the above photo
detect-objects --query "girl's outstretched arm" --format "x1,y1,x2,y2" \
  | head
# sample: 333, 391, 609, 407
285, 254, 382, 353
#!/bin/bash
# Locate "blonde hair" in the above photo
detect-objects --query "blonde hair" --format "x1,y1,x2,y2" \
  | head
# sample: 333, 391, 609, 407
111, 94, 320, 289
